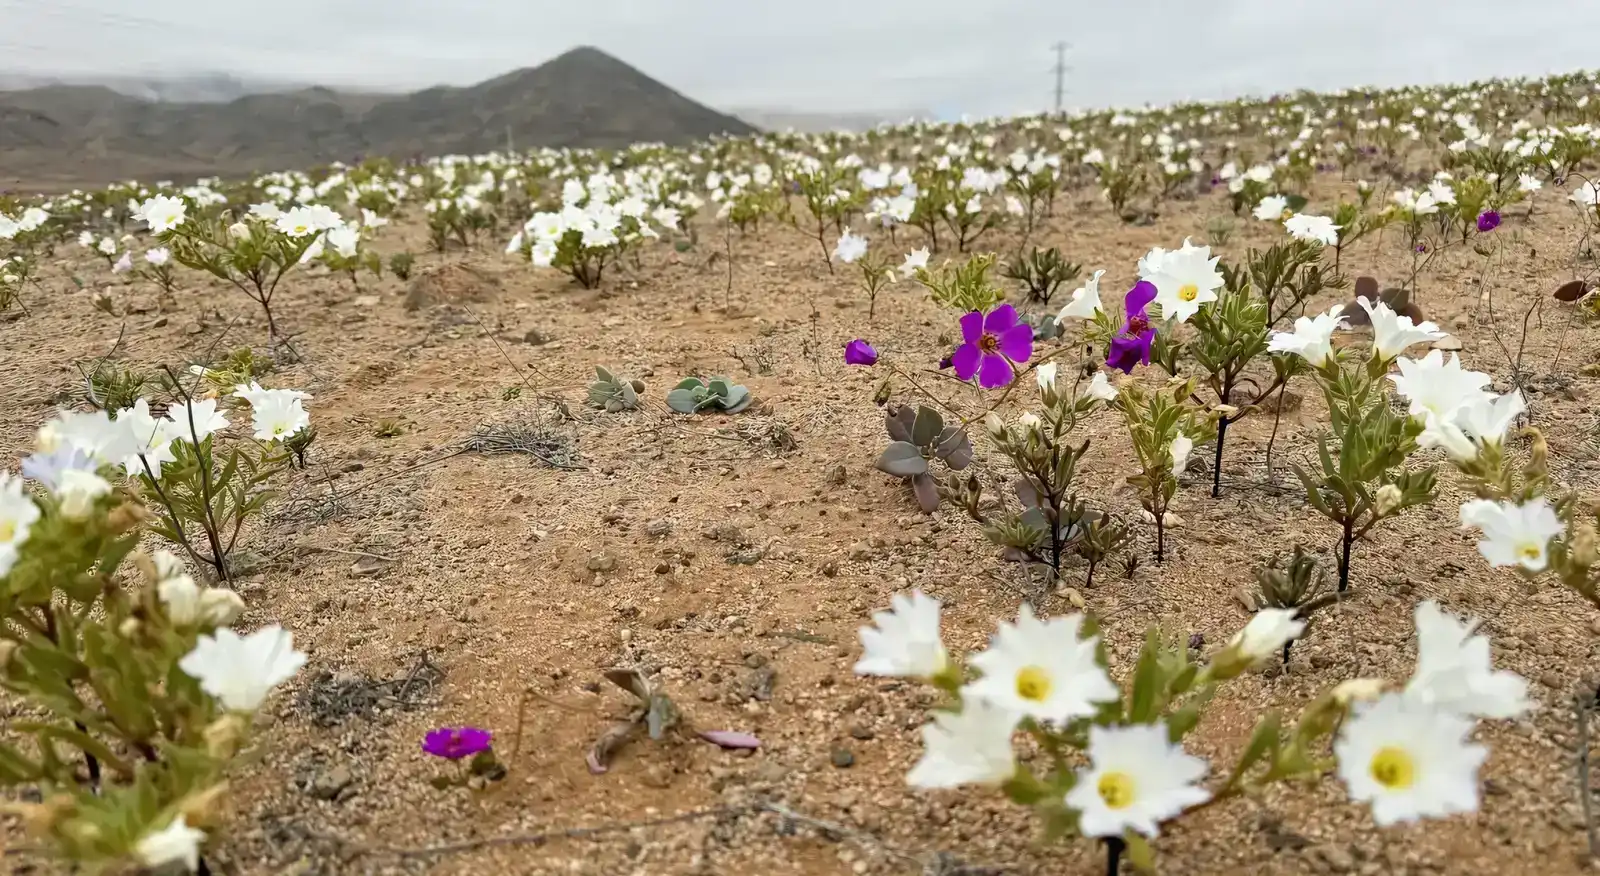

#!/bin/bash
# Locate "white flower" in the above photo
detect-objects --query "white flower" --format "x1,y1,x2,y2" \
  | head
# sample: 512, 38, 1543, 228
136, 195, 188, 234
963, 604, 1118, 723
1268, 304, 1347, 367
1406, 600, 1529, 720
1358, 296, 1445, 361
56, 468, 111, 519
227, 221, 252, 241
117, 398, 179, 478
1064, 723, 1211, 838
1418, 390, 1525, 461
135, 816, 206, 872
1082, 371, 1118, 401
97, 237, 117, 255
325, 224, 360, 258
1517, 173, 1542, 193
1459, 497, 1564, 573
164, 399, 231, 444
1284, 213, 1340, 246
1169, 434, 1193, 473
1253, 195, 1288, 221
1136, 246, 1168, 281
178, 625, 306, 712
1390, 351, 1492, 425
0, 472, 41, 577
247, 393, 311, 442
360, 208, 389, 228
145, 247, 171, 266
905, 700, 1018, 788
113, 252, 133, 274
1229, 608, 1307, 662
1148, 239, 1223, 323
854, 590, 948, 679
159, 573, 203, 625
833, 230, 868, 263
274, 206, 322, 238
1035, 363, 1058, 391
1057, 269, 1105, 321
247, 203, 282, 221
530, 239, 558, 267
899, 247, 930, 278
53, 409, 140, 467
1335, 692, 1485, 826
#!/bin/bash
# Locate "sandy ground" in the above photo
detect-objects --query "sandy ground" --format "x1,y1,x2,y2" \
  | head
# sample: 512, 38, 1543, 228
4, 177, 1600, 876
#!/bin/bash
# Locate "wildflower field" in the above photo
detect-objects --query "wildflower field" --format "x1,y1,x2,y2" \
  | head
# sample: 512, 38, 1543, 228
7, 70, 1600, 876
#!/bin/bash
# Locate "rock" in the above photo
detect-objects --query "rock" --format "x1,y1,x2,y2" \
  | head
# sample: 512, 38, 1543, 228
183, 322, 204, 335
848, 542, 874, 561
124, 296, 158, 314
848, 724, 875, 741
354, 294, 380, 307
644, 518, 673, 538
1431, 333, 1463, 351
308, 765, 353, 801
830, 748, 855, 768
1309, 843, 1354, 873
150, 316, 168, 328
825, 464, 847, 486
349, 556, 390, 577
587, 553, 618, 573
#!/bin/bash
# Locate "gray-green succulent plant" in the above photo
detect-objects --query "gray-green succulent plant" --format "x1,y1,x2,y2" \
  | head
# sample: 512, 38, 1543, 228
875, 404, 974, 512
666, 376, 753, 414
588, 366, 646, 412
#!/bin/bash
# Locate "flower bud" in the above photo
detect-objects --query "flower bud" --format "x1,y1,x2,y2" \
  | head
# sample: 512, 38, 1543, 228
204, 715, 248, 760
1017, 412, 1042, 433
118, 617, 142, 639
1213, 608, 1305, 678
106, 501, 149, 534
200, 589, 246, 626
158, 575, 202, 626
178, 782, 230, 828
1374, 484, 1403, 517
227, 221, 251, 241
984, 412, 1007, 440
1331, 677, 1388, 707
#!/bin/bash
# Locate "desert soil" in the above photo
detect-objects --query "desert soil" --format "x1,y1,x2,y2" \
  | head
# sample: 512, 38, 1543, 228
4, 180, 1600, 876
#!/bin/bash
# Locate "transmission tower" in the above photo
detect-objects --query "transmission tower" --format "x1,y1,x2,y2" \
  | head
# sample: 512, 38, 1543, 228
1052, 42, 1069, 112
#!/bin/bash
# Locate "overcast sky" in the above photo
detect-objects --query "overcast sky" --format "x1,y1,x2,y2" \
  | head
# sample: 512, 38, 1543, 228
5, 0, 1600, 117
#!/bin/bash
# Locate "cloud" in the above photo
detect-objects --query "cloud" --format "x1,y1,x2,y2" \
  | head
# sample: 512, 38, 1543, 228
6, 0, 1600, 116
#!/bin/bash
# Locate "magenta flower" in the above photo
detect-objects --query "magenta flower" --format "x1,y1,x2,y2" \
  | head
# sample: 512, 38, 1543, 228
1476, 210, 1501, 233
844, 339, 878, 366
952, 304, 1032, 389
1106, 281, 1158, 374
422, 727, 493, 760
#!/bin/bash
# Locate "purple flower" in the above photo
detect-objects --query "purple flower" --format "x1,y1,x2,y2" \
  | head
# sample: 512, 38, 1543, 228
422, 727, 493, 760
1106, 281, 1158, 374
1477, 210, 1501, 233
951, 304, 1032, 389
1414, 243, 1428, 253
843, 339, 878, 366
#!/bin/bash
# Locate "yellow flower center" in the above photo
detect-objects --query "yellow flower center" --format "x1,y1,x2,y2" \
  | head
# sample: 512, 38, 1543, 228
1369, 746, 1416, 790
1518, 543, 1542, 563
1097, 771, 1138, 809
0, 520, 14, 542
293, 224, 308, 235
1177, 284, 1199, 302
1015, 666, 1052, 702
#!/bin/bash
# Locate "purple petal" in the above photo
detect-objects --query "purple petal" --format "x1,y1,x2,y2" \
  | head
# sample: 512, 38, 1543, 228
1124, 281, 1158, 316
958, 311, 984, 344
977, 352, 1014, 389
996, 323, 1033, 362
983, 303, 1019, 333
843, 339, 878, 366
1107, 334, 1153, 374
951, 343, 982, 381
698, 730, 761, 750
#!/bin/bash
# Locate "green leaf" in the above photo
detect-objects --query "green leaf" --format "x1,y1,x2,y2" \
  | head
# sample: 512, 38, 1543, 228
1125, 628, 1166, 723
911, 406, 944, 446
1125, 832, 1159, 874
876, 442, 929, 477
1226, 711, 1282, 787
666, 388, 700, 414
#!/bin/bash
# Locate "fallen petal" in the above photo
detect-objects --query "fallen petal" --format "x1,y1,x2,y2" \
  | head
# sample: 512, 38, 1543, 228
698, 729, 761, 750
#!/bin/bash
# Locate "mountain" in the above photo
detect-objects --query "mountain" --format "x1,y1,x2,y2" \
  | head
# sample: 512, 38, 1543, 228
0, 47, 756, 189
0, 72, 314, 104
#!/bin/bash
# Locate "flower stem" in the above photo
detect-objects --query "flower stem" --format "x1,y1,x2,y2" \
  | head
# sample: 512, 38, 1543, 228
1104, 836, 1125, 876
1337, 519, 1355, 592
1211, 415, 1230, 498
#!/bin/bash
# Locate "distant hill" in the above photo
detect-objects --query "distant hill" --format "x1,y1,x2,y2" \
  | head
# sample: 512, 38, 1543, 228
0, 47, 757, 189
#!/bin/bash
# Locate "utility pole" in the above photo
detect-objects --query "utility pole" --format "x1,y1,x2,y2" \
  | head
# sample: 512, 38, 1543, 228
1052, 42, 1068, 113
